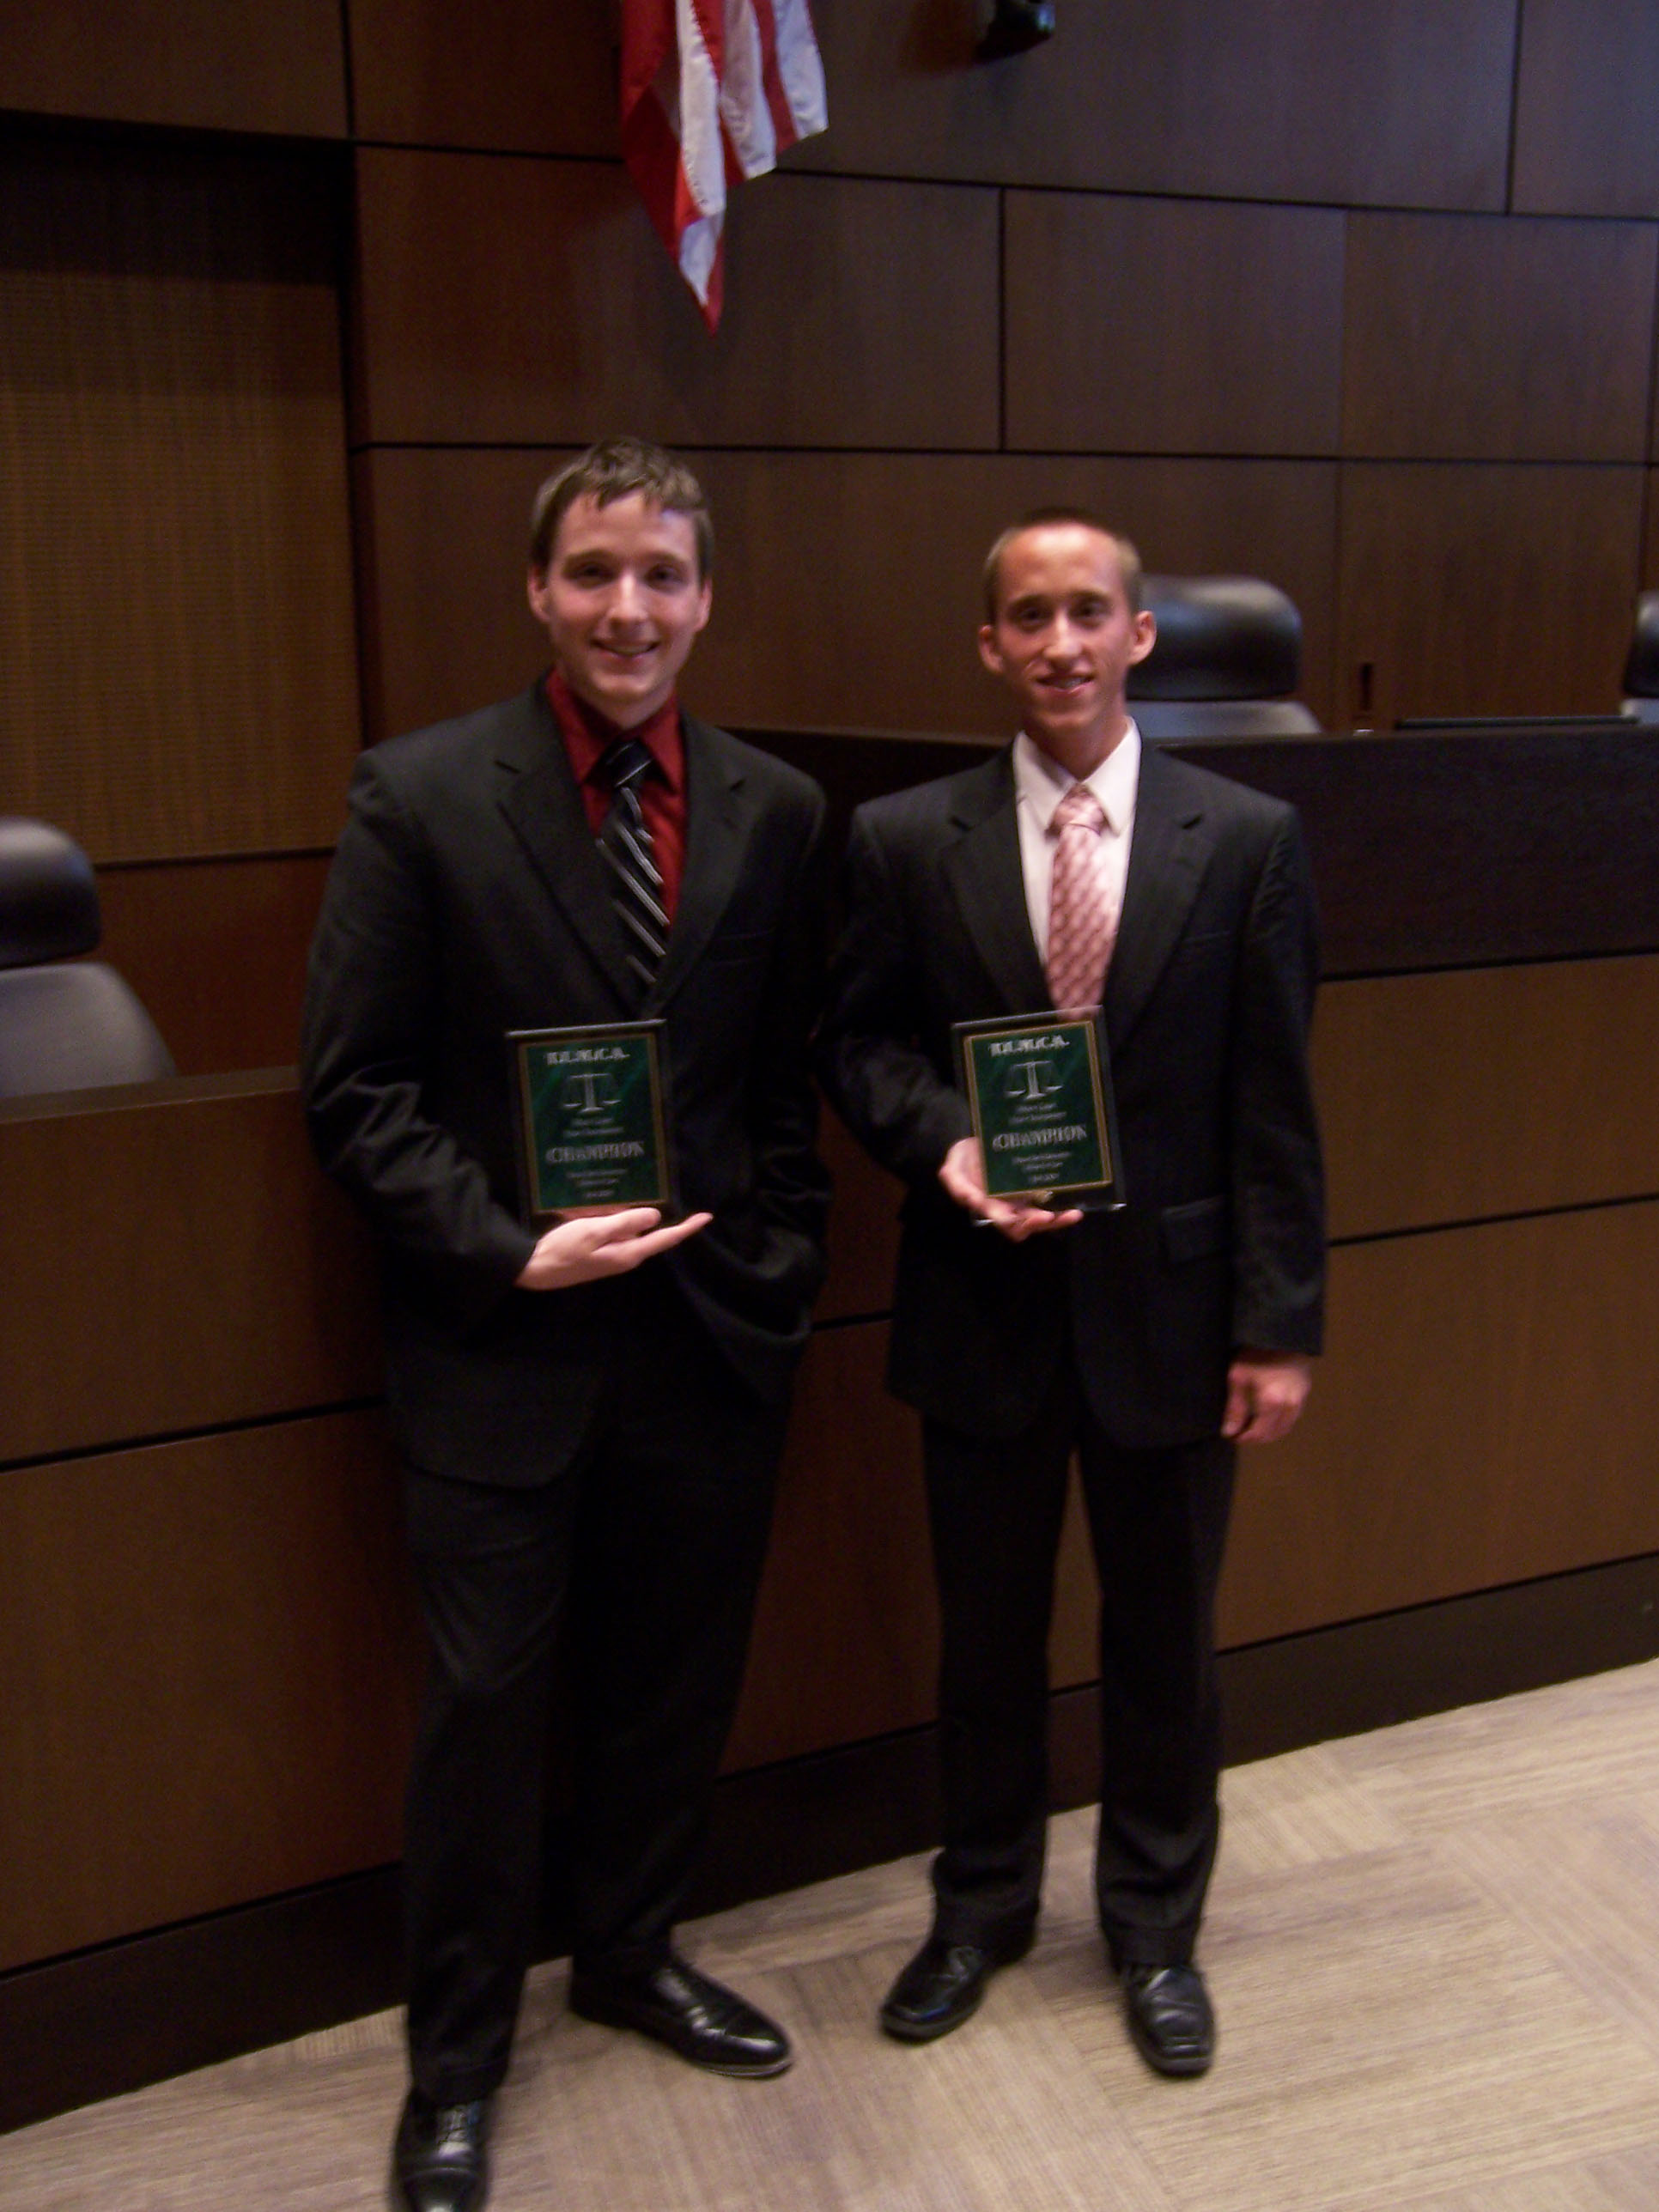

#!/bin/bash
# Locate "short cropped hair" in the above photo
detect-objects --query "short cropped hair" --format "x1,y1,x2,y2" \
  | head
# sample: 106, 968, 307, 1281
981, 507, 1144, 622
529, 436, 714, 580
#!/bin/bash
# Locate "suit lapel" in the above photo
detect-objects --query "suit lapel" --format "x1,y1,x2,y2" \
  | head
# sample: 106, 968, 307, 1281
1106, 742, 1213, 1050
939, 750, 1050, 1012
649, 714, 747, 1012
494, 684, 641, 1011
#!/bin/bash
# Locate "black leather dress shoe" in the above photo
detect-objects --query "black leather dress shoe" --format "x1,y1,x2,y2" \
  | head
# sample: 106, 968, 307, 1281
391, 2088, 491, 2212
568, 1956, 792, 2077
1121, 1962, 1215, 2076
879, 1927, 1033, 2043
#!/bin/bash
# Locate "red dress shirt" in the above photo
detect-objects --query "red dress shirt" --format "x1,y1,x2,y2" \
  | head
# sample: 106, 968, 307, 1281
546, 668, 687, 921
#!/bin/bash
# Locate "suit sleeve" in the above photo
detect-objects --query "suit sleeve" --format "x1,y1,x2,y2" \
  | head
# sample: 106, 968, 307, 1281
816, 805, 973, 1185
301, 748, 535, 1329
1227, 806, 1326, 1357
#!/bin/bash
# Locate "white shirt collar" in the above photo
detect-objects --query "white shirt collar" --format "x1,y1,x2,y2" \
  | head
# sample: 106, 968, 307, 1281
1012, 720, 1141, 837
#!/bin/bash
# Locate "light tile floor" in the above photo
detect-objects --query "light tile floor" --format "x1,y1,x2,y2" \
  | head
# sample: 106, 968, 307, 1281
5, 1659, 1659, 2209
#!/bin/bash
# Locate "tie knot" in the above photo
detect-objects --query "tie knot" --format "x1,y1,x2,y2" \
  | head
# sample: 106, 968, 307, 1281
1053, 783, 1106, 836
601, 735, 654, 795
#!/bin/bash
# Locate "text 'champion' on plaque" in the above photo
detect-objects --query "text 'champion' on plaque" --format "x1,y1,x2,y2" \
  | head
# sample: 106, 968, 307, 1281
954, 1012, 1122, 1209
509, 1019, 672, 1221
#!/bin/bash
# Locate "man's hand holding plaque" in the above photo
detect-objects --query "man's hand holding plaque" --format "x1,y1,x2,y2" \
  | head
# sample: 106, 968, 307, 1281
510, 1018, 676, 1221
515, 1205, 710, 1288
947, 1012, 1123, 1237
510, 1019, 706, 1283
939, 1135, 1082, 1239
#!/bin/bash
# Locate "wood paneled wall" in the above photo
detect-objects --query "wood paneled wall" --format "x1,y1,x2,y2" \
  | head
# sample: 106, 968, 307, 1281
0, 0, 346, 137
341, 0, 1659, 760
0, 1075, 413, 1972
359, 447, 1342, 750
0, 1411, 416, 1972
0, 124, 359, 1074
0, 137, 359, 866
5, 0, 1659, 1070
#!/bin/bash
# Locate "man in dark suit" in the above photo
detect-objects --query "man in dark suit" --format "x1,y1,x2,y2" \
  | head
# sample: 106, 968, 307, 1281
817, 510, 1323, 2077
302, 439, 829, 2212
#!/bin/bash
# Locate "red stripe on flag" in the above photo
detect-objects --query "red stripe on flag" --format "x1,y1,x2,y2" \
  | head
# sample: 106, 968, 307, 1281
619, 0, 674, 122
621, 84, 684, 265
720, 113, 745, 192
702, 239, 726, 327
617, 0, 825, 327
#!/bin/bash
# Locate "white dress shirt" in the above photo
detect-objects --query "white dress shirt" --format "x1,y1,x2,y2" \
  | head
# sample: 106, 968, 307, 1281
1012, 720, 1142, 961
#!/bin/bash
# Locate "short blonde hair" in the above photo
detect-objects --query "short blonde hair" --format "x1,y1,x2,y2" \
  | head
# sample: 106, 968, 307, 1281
981, 509, 1143, 621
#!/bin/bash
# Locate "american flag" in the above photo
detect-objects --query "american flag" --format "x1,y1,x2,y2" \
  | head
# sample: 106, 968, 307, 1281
621, 0, 828, 329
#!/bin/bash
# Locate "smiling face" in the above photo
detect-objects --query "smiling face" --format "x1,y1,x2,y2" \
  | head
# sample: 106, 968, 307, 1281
527, 491, 712, 729
978, 523, 1157, 777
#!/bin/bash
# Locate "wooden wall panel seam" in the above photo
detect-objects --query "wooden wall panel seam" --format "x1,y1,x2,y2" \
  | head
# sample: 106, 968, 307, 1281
353, 150, 1001, 451
805, 1193, 1659, 1323
337, 0, 357, 141
350, 0, 1521, 204
1334, 460, 1647, 724
1504, 0, 1527, 223
996, 182, 1008, 456
95, 847, 339, 868
359, 449, 1341, 740
0, 132, 362, 862
1511, 0, 1659, 221
1323, 955, 1659, 983
1225, 1543, 1659, 1655
741, 186, 1512, 223
1218, 1199, 1659, 1644
0, 3, 349, 139
690, 165, 1659, 230
0, 1407, 418, 1971
0, 1397, 386, 1483
346, 449, 1654, 469
350, 139, 628, 166
352, 442, 1358, 463
1327, 1192, 1659, 1252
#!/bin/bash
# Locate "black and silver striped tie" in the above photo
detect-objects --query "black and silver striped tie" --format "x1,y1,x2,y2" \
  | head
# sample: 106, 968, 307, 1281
598, 735, 668, 987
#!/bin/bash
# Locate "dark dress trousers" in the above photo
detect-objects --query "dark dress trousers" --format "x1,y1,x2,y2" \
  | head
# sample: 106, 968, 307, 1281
817, 740, 1323, 1966
302, 683, 829, 2102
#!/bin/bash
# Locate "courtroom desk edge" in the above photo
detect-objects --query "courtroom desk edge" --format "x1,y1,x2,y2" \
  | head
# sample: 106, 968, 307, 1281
739, 719, 1659, 974
0, 1066, 300, 1127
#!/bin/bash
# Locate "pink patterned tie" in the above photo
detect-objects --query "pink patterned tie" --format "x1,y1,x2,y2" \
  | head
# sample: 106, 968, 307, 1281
1045, 783, 1116, 1015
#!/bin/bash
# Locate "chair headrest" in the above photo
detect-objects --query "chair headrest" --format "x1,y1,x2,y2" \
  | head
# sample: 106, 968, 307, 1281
1129, 575, 1303, 703
0, 817, 101, 969
1622, 591, 1659, 698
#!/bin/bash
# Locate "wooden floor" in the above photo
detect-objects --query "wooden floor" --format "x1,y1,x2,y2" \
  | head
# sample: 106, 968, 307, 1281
6, 1659, 1659, 2209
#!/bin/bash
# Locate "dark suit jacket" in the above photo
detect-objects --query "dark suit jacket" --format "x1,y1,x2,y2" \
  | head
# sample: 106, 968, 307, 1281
302, 683, 830, 1485
817, 740, 1324, 1449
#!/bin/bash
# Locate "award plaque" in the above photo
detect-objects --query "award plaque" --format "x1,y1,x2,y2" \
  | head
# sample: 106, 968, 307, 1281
954, 1011, 1123, 1210
508, 1019, 672, 1222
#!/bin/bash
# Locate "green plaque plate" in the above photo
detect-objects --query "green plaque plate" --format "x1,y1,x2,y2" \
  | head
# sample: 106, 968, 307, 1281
509, 1019, 672, 1222
954, 1012, 1122, 1209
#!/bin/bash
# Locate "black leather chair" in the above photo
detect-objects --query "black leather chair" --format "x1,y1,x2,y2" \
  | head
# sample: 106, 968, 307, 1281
1127, 575, 1321, 740
1620, 591, 1659, 726
0, 817, 175, 1097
